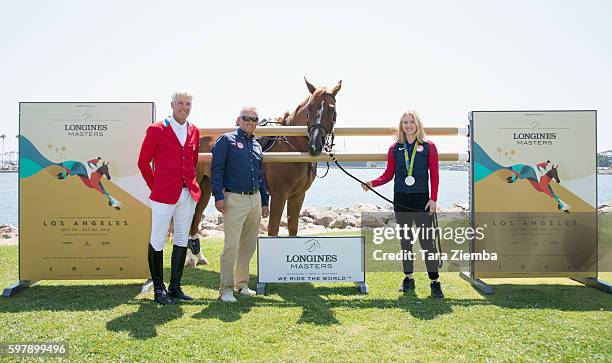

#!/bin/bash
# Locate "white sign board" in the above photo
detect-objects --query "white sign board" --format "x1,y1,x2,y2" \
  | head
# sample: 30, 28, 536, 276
257, 236, 365, 284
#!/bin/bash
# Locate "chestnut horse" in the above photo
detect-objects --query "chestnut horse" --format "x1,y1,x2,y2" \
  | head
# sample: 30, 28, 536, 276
187, 78, 341, 241
264, 79, 341, 235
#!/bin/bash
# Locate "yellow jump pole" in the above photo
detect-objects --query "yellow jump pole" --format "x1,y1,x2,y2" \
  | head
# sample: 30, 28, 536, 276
198, 152, 469, 163
199, 126, 468, 137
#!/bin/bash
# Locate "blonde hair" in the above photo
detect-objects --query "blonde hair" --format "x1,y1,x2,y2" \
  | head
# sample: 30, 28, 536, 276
395, 110, 426, 144
171, 92, 193, 103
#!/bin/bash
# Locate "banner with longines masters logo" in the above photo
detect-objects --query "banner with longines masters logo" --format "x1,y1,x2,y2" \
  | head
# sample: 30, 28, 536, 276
19, 102, 154, 280
470, 111, 597, 279
258, 236, 365, 283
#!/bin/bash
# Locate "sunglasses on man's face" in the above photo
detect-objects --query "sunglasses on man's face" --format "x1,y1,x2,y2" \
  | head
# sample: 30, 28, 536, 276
240, 115, 259, 123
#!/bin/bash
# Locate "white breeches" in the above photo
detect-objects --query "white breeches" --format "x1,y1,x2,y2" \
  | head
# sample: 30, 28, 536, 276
148, 188, 197, 251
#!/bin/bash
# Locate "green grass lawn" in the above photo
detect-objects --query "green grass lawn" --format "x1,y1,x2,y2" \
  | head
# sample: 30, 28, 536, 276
1, 237, 611, 362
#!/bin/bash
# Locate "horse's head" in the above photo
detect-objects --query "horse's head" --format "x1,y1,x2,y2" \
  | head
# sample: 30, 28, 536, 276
547, 164, 560, 183
97, 161, 112, 180
304, 78, 341, 156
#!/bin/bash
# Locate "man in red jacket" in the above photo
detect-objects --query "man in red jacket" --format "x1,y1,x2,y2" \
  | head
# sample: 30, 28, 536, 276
138, 92, 202, 305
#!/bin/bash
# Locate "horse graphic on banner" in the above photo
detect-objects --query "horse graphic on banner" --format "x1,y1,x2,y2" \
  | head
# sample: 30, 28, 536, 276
473, 142, 570, 212
19, 135, 121, 210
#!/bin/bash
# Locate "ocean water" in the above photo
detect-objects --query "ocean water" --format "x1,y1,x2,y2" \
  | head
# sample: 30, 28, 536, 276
2, 171, 612, 226
200, 168, 471, 213
0, 173, 18, 226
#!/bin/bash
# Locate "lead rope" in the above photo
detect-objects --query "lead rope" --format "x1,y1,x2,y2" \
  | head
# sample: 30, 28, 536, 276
325, 145, 443, 268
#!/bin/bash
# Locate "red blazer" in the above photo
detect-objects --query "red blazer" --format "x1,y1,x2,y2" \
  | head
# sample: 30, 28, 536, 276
138, 119, 201, 204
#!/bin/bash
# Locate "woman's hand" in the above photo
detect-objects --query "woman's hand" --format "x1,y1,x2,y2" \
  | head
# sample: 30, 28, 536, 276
425, 199, 437, 215
361, 181, 373, 192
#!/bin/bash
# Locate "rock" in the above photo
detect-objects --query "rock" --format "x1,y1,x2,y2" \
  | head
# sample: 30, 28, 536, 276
300, 207, 320, 219
333, 207, 350, 215
314, 211, 340, 227
259, 222, 268, 232
300, 216, 314, 224
214, 224, 225, 231
350, 203, 379, 213
199, 222, 217, 230
2, 234, 11, 239
361, 212, 393, 228
452, 203, 470, 212
598, 202, 612, 213
0, 225, 16, 233
330, 214, 357, 229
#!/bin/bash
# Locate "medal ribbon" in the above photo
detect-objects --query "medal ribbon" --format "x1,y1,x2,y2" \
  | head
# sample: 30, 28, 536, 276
403, 140, 418, 179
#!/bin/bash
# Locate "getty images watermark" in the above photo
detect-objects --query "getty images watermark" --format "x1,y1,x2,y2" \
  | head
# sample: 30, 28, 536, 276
370, 219, 494, 262
362, 211, 606, 274
361, 212, 495, 273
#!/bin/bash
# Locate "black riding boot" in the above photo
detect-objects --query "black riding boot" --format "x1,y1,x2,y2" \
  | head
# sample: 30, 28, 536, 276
430, 281, 444, 299
168, 245, 192, 301
148, 244, 175, 305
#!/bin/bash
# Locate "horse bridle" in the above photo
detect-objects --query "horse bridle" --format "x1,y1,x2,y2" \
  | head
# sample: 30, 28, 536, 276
306, 93, 337, 151
258, 93, 337, 159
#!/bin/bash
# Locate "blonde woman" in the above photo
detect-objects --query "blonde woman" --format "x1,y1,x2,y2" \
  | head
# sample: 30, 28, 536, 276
362, 111, 443, 298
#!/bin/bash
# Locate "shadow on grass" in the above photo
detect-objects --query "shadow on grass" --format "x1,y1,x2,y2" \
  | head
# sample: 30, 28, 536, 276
242, 282, 612, 322
271, 284, 356, 325
250, 284, 456, 322
0, 283, 142, 312
477, 283, 612, 311
106, 302, 184, 340
2, 268, 610, 337
192, 297, 257, 323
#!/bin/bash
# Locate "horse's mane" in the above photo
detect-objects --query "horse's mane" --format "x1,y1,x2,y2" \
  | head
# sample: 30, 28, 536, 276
281, 88, 328, 126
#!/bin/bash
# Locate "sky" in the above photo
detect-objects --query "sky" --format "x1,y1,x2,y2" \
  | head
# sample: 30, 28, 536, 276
1, 0, 611, 157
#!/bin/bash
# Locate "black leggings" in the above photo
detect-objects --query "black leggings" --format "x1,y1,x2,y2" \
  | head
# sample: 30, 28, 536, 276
393, 192, 439, 280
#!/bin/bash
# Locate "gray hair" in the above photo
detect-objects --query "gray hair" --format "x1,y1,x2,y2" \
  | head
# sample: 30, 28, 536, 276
239, 105, 258, 116
172, 92, 193, 103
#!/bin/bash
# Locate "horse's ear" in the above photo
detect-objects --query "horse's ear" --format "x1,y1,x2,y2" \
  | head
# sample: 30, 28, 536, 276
304, 77, 316, 94
331, 80, 342, 97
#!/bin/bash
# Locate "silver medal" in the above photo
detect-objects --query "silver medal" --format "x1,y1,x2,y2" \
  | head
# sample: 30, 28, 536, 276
405, 176, 415, 186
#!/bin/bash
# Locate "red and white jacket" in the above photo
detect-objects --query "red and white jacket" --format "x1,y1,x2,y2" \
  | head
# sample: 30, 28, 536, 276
371, 140, 439, 201
137, 119, 201, 204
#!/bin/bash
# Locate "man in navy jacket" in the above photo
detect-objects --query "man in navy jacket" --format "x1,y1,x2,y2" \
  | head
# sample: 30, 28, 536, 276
211, 106, 269, 303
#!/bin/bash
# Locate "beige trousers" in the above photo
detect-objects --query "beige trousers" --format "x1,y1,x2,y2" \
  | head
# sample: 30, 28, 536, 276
219, 191, 262, 294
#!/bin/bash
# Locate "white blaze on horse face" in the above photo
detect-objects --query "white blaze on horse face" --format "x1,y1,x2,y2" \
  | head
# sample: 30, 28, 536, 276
316, 99, 324, 126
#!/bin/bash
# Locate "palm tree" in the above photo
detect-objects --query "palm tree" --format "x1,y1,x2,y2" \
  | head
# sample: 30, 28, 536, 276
0, 134, 5, 169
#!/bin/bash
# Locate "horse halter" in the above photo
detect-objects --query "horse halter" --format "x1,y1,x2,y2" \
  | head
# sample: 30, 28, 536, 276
306, 93, 337, 151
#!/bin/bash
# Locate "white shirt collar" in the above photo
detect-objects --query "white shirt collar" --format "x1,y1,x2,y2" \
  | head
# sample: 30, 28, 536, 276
168, 116, 188, 129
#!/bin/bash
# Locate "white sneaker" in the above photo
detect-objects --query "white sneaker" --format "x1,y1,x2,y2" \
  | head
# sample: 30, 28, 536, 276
219, 291, 237, 303
235, 287, 256, 297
